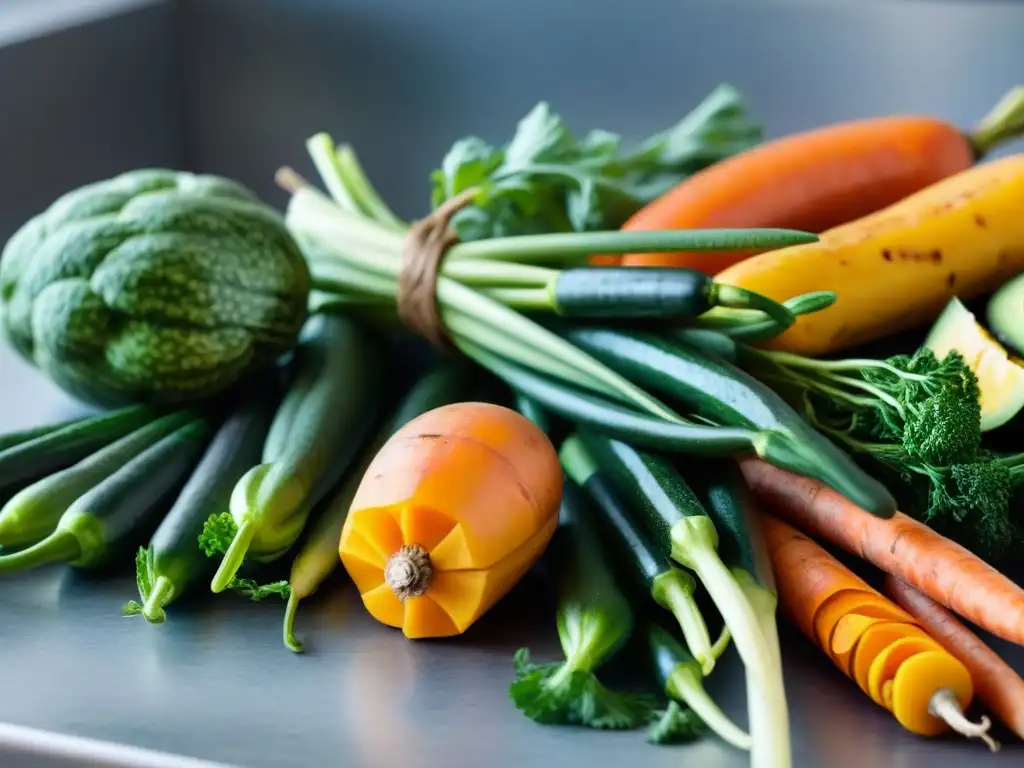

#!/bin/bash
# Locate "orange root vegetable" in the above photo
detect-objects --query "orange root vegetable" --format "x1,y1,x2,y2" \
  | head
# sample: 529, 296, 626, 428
813, 591, 914, 661
616, 86, 1024, 273
761, 513, 997, 747
867, 636, 944, 706
886, 574, 1024, 741
339, 402, 563, 639
741, 459, 1024, 648
853, 622, 930, 694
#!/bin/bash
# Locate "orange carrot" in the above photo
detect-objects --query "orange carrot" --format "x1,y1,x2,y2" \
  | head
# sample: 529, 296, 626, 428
759, 513, 879, 642
885, 574, 1024, 741
616, 86, 1024, 272
762, 513, 997, 745
741, 458, 1024, 647
339, 402, 563, 639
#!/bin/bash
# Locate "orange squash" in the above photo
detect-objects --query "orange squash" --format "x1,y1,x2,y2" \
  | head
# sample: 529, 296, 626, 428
339, 402, 562, 639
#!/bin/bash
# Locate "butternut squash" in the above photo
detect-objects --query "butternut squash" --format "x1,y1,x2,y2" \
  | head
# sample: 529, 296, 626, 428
715, 153, 1024, 356
339, 402, 562, 639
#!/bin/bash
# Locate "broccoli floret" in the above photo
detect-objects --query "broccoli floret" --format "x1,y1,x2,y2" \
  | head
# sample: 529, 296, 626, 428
902, 388, 982, 465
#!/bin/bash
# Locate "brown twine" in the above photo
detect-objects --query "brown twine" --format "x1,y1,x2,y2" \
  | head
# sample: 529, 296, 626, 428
397, 188, 479, 350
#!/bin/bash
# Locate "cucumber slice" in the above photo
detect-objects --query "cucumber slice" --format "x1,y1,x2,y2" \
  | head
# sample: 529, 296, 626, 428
925, 297, 1024, 431
988, 273, 1024, 357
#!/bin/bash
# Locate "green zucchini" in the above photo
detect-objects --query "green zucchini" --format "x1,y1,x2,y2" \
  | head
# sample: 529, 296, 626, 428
647, 623, 749, 750
0, 405, 161, 493
0, 418, 213, 573
682, 459, 781, 666
0, 410, 197, 552
125, 387, 279, 623
281, 359, 478, 652
0, 414, 88, 453
461, 342, 773, 456
550, 267, 794, 327
559, 325, 896, 518
559, 434, 716, 675
509, 478, 655, 730
575, 428, 791, 767
204, 313, 382, 593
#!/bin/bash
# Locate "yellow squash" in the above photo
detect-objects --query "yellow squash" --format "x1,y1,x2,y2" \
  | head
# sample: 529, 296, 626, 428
715, 153, 1024, 356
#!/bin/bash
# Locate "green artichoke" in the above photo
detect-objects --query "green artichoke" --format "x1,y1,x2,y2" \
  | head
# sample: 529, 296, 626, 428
0, 169, 310, 407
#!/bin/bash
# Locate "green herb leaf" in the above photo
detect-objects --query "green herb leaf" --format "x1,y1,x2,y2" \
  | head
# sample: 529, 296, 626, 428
229, 577, 291, 602
122, 601, 144, 617
199, 512, 237, 557
432, 84, 761, 241
647, 701, 705, 745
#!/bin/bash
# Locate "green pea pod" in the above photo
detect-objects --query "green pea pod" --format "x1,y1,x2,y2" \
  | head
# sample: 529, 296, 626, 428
0, 410, 197, 551
0, 405, 162, 493
207, 314, 382, 593
0, 417, 213, 574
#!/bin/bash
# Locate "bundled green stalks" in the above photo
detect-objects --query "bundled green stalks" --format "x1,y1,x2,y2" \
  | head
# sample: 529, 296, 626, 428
279, 130, 896, 520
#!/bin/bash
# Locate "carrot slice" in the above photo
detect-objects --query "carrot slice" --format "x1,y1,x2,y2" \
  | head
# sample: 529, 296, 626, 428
868, 636, 943, 706
814, 589, 916, 652
891, 651, 974, 736
853, 621, 930, 695
885, 574, 1024, 740
830, 614, 883, 674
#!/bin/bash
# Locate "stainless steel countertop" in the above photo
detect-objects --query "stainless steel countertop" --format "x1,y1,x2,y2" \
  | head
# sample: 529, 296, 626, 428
1, 345, 1022, 768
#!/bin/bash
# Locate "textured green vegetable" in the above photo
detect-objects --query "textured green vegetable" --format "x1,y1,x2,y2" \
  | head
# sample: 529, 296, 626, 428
510, 479, 655, 730
0, 169, 311, 407
0, 405, 161, 493
202, 314, 381, 592
0, 418, 212, 573
0, 410, 195, 551
125, 386, 278, 623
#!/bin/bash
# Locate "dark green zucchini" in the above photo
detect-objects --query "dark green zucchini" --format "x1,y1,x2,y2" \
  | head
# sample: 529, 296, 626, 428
0, 410, 197, 552
550, 267, 793, 327
204, 313, 383, 593
682, 459, 781, 666
0, 417, 213, 573
575, 428, 791, 765
559, 325, 896, 518
0, 414, 87, 453
0, 405, 162, 493
559, 434, 716, 674
126, 386, 280, 623
462, 342, 768, 455
647, 623, 749, 749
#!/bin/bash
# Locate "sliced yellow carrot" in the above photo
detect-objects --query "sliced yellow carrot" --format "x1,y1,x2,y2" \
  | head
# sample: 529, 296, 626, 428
891, 651, 974, 736
853, 622, 930, 695
868, 636, 943, 706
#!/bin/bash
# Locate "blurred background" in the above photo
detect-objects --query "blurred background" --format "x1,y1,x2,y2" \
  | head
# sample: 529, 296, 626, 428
3, 0, 1024, 239
1, 0, 1023, 419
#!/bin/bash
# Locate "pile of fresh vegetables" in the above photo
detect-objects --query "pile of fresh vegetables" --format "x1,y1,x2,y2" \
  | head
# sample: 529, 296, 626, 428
3, 81, 1024, 767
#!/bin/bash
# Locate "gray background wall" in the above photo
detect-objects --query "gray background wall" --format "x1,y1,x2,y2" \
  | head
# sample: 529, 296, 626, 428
3, 0, 1024, 237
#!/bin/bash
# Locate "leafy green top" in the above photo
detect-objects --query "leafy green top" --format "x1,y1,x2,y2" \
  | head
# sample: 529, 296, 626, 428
752, 346, 1024, 560
430, 84, 761, 241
